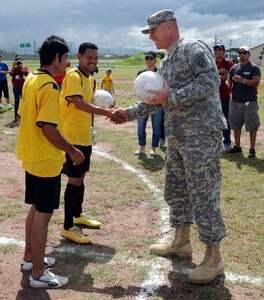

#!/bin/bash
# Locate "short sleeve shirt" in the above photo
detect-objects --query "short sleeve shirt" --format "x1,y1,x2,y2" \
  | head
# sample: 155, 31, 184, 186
60, 67, 95, 146
102, 74, 113, 91
0, 62, 9, 81
230, 62, 261, 102
17, 70, 65, 177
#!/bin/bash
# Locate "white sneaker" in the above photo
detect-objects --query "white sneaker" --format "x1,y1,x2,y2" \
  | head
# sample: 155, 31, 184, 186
150, 149, 158, 156
21, 256, 56, 272
135, 149, 145, 155
30, 269, 69, 288
159, 139, 166, 148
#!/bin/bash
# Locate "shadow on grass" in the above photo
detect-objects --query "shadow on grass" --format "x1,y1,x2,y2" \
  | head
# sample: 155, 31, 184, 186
155, 257, 232, 300
0, 108, 7, 114
4, 121, 18, 128
16, 253, 232, 299
84, 285, 141, 298
137, 153, 165, 172
221, 151, 264, 174
16, 241, 117, 299
17, 272, 52, 300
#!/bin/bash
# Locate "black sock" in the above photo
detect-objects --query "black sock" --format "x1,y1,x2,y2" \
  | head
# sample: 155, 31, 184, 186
64, 183, 79, 230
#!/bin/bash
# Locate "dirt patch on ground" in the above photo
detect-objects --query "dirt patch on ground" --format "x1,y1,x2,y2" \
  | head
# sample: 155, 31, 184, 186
0, 148, 262, 300
0, 151, 161, 300
0, 88, 263, 299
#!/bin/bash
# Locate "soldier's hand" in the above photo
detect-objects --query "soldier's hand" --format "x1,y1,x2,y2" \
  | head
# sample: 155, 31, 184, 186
146, 80, 169, 105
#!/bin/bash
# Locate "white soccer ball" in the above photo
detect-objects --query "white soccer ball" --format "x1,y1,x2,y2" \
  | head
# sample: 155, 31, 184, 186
134, 71, 164, 101
93, 90, 113, 108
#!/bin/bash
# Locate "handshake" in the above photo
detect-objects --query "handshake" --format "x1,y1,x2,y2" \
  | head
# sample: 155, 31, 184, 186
107, 107, 128, 124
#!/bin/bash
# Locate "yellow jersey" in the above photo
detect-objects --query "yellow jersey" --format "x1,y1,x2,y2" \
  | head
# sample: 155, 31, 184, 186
60, 67, 96, 146
102, 74, 113, 91
17, 70, 65, 177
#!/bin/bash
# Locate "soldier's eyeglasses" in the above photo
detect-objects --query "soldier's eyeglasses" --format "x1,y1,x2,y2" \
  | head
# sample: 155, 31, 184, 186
238, 51, 248, 55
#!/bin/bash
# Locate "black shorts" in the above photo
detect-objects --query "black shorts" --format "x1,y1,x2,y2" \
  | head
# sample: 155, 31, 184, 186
62, 145, 92, 178
25, 172, 61, 213
0, 80, 9, 98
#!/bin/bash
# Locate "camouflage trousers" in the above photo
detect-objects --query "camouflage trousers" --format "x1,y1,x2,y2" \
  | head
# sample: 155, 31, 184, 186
164, 132, 226, 245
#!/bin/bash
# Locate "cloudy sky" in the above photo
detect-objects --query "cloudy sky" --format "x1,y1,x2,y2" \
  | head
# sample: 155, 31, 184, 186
1, 0, 264, 55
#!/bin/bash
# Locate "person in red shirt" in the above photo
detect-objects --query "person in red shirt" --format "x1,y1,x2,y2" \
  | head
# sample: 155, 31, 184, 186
9, 56, 29, 123
213, 44, 234, 151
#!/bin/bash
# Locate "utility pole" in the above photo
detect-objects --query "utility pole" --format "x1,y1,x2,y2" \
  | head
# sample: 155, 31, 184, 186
229, 39, 232, 59
34, 40, 36, 60
214, 34, 222, 45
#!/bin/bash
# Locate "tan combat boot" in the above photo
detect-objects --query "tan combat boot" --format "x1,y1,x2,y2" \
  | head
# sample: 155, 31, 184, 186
188, 243, 225, 284
149, 226, 192, 257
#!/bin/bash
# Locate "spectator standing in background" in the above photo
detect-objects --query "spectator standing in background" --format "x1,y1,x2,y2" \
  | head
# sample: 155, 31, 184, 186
213, 44, 234, 151
226, 46, 261, 158
101, 67, 114, 95
0, 55, 12, 110
135, 51, 164, 156
10, 56, 29, 123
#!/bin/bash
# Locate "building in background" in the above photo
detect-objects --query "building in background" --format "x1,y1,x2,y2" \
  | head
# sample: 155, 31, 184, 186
249, 43, 264, 66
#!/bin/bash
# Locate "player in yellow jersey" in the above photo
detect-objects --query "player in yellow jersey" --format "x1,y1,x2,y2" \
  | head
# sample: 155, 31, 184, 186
60, 42, 125, 244
101, 67, 115, 95
17, 35, 84, 288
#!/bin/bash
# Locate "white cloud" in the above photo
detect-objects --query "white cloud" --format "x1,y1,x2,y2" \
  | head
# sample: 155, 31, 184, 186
0, 0, 263, 54
176, 4, 264, 48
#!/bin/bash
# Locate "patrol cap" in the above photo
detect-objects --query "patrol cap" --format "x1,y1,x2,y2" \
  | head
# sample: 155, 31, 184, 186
142, 9, 176, 34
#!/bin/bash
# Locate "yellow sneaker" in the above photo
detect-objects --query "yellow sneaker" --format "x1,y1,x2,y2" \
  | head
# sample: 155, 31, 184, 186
73, 213, 101, 228
60, 226, 91, 244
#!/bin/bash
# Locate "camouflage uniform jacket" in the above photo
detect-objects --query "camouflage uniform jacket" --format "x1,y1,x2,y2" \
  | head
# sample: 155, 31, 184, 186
126, 38, 227, 138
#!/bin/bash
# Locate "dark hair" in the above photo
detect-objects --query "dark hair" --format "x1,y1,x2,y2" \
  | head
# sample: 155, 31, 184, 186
39, 35, 69, 67
78, 42, 98, 55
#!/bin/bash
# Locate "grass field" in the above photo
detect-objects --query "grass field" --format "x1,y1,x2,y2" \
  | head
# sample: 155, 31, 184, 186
0, 60, 263, 299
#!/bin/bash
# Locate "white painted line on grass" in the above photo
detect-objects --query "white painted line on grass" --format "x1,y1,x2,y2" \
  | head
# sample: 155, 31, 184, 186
0, 237, 25, 247
93, 149, 264, 295
0, 236, 262, 288
225, 272, 263, 286
93, 149, 172, 298
0, 149, 263, 296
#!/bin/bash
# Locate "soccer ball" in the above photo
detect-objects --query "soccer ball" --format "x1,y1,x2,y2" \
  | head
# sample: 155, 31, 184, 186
134, 71, 164, 101
93, 90, 113, 108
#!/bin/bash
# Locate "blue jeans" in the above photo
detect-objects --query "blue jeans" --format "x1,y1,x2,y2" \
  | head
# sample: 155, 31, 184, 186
221, 99, 231, 145
160, 111, 165, 140
13, 86, 22, 120
137, 109, 164, 147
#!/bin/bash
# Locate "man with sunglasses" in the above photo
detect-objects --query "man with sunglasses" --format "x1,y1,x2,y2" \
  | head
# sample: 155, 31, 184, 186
134, 51, 164, 156
226, 46, 261, 158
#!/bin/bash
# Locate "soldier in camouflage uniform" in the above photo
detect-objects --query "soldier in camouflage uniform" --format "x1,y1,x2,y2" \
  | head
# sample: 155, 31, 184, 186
115, 9, 227, 284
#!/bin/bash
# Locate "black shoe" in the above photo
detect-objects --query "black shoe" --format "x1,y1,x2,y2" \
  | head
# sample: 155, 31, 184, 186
248, 148, 256, 158
228, 146, 242, 154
